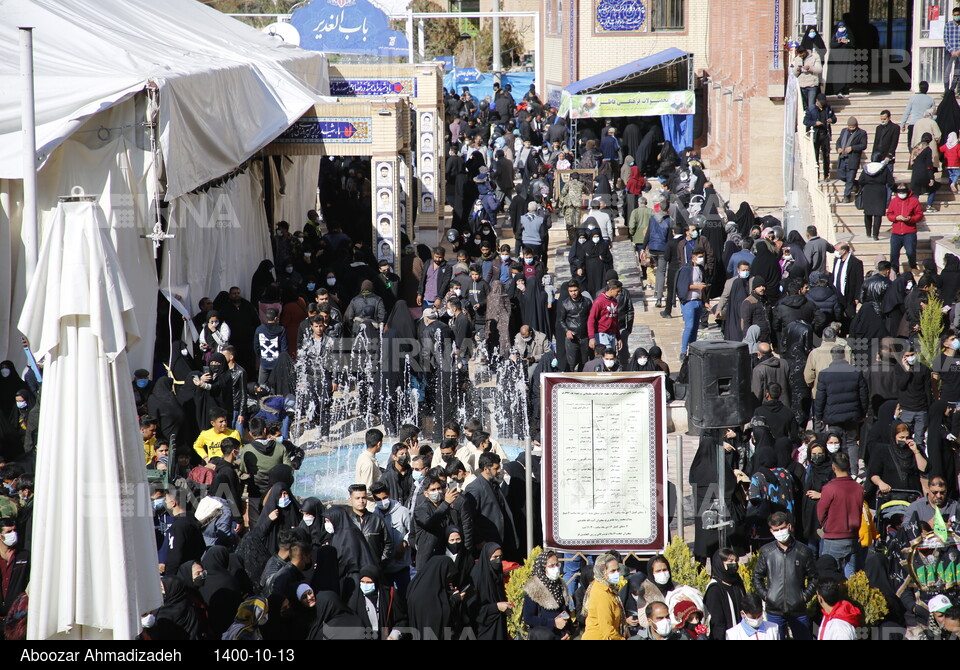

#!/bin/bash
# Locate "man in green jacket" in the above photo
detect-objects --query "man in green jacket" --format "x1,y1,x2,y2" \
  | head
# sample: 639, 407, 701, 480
628, 197, 654, 286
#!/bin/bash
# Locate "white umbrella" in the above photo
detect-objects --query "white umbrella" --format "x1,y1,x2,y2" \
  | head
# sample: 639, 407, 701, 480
18, 198, 162, 640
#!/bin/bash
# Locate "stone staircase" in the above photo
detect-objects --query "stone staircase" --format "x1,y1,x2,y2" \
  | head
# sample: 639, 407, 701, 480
819, 90, 954, 264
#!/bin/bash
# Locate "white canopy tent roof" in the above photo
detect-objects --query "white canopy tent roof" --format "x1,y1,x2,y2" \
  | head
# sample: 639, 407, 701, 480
0, 0, 331, 199
0, 0, 333, 371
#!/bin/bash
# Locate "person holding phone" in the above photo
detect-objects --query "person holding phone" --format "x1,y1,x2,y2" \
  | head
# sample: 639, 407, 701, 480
522, 550, 573, 639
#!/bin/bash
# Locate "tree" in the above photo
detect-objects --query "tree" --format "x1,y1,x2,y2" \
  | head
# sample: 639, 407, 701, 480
401, 0, 461, 60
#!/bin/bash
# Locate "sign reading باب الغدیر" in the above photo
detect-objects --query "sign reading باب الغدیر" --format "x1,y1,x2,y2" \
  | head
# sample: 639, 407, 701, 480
290, 0, 409, 56
329, 78, 417, 96
274, 117, 372, 143
558, 90, 695, 119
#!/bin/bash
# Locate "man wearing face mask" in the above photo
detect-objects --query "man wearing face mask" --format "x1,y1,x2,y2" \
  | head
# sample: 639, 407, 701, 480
944, 7, 960, 90
725, 592, 780, 639
314, 289, 343, 339
583, 346, 621, 372
816, 453, 864, 579
886, 184, 923, 271
413, 475, 457, 567
752, 511, 818, 640
379, 443, 413, 507
0, 517, 29, 631
898, 347, 933, 451
717, 260, 753, 341
513, 324, 551, 371
370, 481, 413, 597
633, 601, 682, 640
676, 250, 708, 357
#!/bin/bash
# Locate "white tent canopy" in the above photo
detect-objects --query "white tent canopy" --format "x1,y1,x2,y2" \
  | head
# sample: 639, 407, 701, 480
0, 0, 330, 198
0, 0, 331, 370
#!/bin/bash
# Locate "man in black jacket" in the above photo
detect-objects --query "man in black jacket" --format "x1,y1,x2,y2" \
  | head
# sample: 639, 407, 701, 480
379, 443, 413, 506
556, 280, 593, 371
0, 517, 28, 630
661, 224, 686, 317
835, 117, 868, 201
464, 452, 520, 561
162, 487, 205, 576
210, 439, 243, 527
752, 511, 818, 640
814, 346, 869, 477
872, 110, 900, 169
898, 348, 933, 451
347, 484, 392, 568
753, 384, 799, 442
773, 278, 826, 345
831, 243, 864, 323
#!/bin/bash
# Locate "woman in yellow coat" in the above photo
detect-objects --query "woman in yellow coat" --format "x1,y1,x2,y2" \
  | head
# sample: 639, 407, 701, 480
581, 553, 626, 640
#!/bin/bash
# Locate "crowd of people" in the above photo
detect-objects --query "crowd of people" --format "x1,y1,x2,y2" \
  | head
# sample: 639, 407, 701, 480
1, 63, 960, 641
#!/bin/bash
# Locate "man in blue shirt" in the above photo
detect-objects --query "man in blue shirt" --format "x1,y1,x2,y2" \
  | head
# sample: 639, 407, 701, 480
945, 7, 960, 91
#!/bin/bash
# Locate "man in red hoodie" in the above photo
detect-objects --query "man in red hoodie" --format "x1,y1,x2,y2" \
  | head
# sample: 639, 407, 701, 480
816, 578, 862, 640
587, 279, 623, 353
885, 182, 923, 271
816, 452, 864, 579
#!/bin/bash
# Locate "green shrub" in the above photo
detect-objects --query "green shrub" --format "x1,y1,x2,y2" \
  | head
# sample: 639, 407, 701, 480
664, 536, 711, 592
506, 546, 542, 640
919, 291, 945, 370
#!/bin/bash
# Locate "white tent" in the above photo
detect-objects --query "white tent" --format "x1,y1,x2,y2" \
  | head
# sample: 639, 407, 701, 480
18, 199, 162, 640
0, 0, 331, 371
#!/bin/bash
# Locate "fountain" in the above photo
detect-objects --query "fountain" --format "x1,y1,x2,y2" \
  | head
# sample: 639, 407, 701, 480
290, 329, 534, 503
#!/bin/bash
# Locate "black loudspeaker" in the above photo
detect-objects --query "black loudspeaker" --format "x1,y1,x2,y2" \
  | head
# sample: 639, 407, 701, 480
685, 341, 752, 429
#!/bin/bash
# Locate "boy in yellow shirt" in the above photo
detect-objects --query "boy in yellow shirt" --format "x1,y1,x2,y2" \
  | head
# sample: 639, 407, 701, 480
194, 407, 241, 462
141, 416, 158, 466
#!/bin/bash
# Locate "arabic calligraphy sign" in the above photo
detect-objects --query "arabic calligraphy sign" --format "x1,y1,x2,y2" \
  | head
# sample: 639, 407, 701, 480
274, 117, 372, 144
558, 90, 695, 119
290, 0, 409, 56
594, 0, 648, 33
330, 78, 417, 96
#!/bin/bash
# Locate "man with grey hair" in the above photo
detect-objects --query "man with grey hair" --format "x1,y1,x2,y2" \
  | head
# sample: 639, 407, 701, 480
804, 326, 850, 401
835, 117, 867, 201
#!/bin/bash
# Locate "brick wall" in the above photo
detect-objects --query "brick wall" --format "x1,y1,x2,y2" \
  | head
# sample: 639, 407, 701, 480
700, 0, 788, 207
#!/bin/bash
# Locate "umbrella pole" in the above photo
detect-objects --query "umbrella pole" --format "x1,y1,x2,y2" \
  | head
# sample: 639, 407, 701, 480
20, 26, 39, 284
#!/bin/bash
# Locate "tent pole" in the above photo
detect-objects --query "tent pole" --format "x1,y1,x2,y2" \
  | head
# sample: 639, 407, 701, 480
20, 27, 38, 285
406, 11, 415, 64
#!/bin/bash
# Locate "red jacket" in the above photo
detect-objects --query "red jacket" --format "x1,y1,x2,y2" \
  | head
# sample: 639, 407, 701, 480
940, 142, 960, 168
817, 600, 863, 639
885, 193, 923, 235
817, 475, 864, 539
587, 292, 620, 339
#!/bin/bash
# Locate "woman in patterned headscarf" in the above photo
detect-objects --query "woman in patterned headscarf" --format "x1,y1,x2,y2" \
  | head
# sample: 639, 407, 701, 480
581, 553, 626, 640
222, 597, 269, 640
522, 550, 572, 640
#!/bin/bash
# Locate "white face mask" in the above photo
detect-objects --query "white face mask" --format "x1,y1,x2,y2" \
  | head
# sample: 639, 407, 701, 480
603, 359, 616, 369
360, 582, 376, 595
16, 401, 27, 410
772, 528, 791, 543
447, 309, 456, 318
897, 193, 907, 200
141, 613, 156, 628
2, 531, 17, 547
454, 289, 462, 296
654, 618, 673, 637
744, 616, 762, 629
906, 355, 917, 365
638, 357, 649, 366
428, 490, 443, 504
826, 442, 841, 454
500, 254, 510, 261
277, 496, 291, 509
783, 254, 792, 261
694, 257, 704, 266
303, 515, 315, 527
546, 566, 561, 580
181, 348, 190, 357
324, 521, 335, 534
739, 270, 750, 279
592, 237, 601, 244
653, 570, 671, 585
606, 571, 621, 584
0, 369, 9, 378
327, 278, 336, 286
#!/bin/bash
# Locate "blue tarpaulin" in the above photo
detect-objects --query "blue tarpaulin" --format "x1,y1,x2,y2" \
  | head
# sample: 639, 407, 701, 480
443, 71, 536, 104
660, 114, 694, 153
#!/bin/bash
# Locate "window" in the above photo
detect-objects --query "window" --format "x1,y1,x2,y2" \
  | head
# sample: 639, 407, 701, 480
652, 0, 684, 30
557, 0, 563, 34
